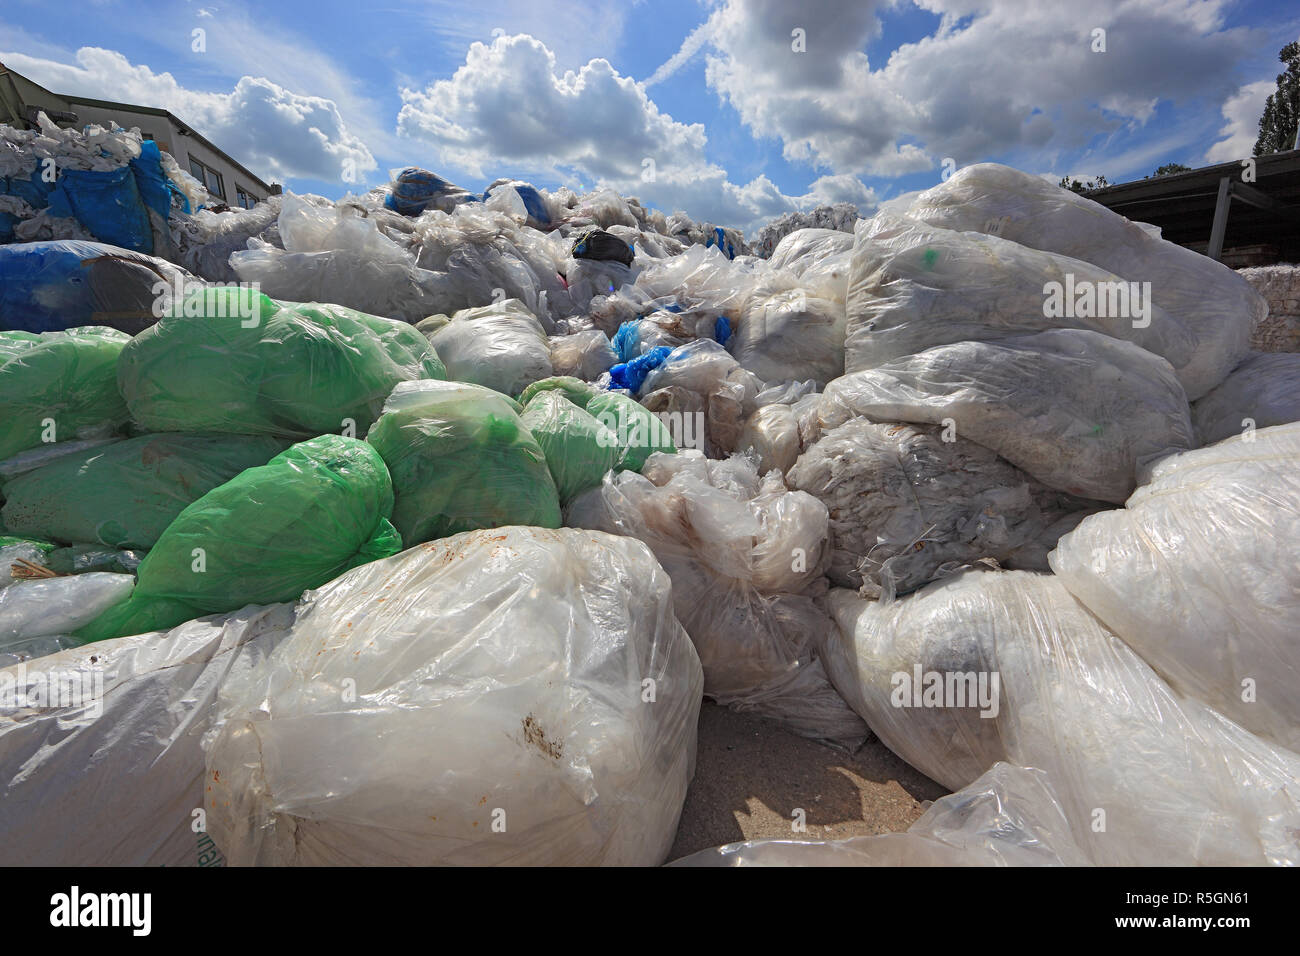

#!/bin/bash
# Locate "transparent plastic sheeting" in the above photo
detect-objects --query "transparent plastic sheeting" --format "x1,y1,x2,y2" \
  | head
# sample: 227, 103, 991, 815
1190, 352, 1300, 445
202, 528, 703, 866
906, 162, 1260, 399
1050, 422, 1300, 752
821, 569, 1300, 866
566, 451, 868, 749
844, 212, 1199, 392
819, 328, 1196, 503
788, 419, 1101, 599
0, 603, 297, 865
671, 763, 1090, 867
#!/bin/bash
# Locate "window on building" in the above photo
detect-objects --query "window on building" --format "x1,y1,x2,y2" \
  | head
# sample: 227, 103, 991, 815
187, 157, 226, 200
235, 187, 257, 209
141, 133, 154, 141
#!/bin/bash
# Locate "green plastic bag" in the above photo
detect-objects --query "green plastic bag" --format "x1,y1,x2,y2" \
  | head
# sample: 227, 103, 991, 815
0, 327, 130, 461
519, 392, 618, 506
1, 433, 290, 549
366, 379, 561, 544
118, 287, 446, 438
517, 375, 598, 410
585, 391, 676, 472
74, 435, 402, 643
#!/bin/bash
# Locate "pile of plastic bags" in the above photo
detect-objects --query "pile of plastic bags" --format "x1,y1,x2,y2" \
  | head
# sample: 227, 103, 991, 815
1, 145, 1297, 869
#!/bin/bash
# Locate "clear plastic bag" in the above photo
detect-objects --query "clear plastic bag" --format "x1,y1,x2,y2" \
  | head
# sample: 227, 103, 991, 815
1050, 423, 1300, 751
0, 604, 297, 864
906, 163, 1261, 399
202, 527, 703, 866
844, 212, 1199, 390
820, 329, 1195, 503
426, 298, 553, 397
1190, 352, 1300, 445
822, 569, 1300, 865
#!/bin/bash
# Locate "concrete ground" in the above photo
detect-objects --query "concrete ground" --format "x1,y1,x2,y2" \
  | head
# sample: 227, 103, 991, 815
667, 701, 949, 861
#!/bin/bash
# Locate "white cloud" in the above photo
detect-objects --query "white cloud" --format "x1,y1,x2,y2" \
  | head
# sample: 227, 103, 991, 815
396, 33, 866, 233
1, 47, 376, 184
700, 0, 1258, 175
1205, 79, 1274, 163
644, 18, 715, 87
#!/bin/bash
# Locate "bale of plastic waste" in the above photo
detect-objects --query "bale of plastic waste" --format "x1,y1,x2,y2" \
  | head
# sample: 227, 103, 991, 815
519, 392, 619, 506
549, 329, 618, 380
201, 527, 704, 866
821, 569, 1300, 865
384, 167, 475, 216
483, 179, 552, 229
819, 329, 1195, 503
73, 435, 402, 643
0, 240, 197, 334
1, 433, 290, 549
843, 213, 1199, 391
566, 452, 867, 748
231, 195, 462, 323
737, 390, 821, 475
1190, 352, 1300, 445
0, 572, 136, 662
1049, 423, 1300, 752
0, 535, 56, 589
0, 603, 296, 864
425, 298, 553, 397
730, 287, 846, 387
671, 763, 1089, 866
905, 162, 1261, 399
365, 379, 561, 545
584, 391, 677, 472
0, 326, 130, 461
789, 419, 1101, 599
119, 287, 444, 437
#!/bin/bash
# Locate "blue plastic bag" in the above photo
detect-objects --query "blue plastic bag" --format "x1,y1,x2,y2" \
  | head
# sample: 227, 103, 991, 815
46, 165, 153, 253
0, 240, 195, 334
607, 346, 672, 393
385, 167, 472, 216
612, 320, 642, 363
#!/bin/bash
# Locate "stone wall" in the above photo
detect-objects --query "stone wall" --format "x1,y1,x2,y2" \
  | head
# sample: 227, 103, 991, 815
1238, 264, 1300, 353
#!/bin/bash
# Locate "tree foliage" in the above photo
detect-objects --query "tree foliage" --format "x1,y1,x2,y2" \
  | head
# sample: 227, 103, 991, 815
1253, 41, 1300, 156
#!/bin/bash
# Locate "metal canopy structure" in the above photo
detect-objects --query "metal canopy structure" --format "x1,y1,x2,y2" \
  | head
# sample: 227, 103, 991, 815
1085, 150, 1300, 263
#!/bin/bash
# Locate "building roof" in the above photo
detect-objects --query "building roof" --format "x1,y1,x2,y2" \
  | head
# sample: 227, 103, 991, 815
1085, 151, 1300, 261
59, 92, 272, 193
0, 61, 272, 193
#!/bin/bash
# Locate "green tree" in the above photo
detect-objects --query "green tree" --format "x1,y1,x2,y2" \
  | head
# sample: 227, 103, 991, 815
1253, 41, 1300, 156
1147, 163, 1192, 178
1058, 174, 1110, 194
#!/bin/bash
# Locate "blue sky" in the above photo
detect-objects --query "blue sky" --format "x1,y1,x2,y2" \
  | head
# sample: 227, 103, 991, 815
2, 0, 1297, 233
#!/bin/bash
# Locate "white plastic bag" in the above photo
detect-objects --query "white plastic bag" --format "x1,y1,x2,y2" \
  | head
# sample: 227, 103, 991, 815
0, 603, 295, 866
819, 329, 1195, 503
906, 163, 1261, 398
0, 573, 134, 661
730, 288, 846, 387
202, 527, 703, 866
822, 569, 1300, 865
1049, 423, 1300, 751
426, 299, 553, 397
565, 453, 867, 749
788, 419, 1099, 598
844, 212, 1198, 389
1190, 352, 1300, 445
549, 329, 618, 380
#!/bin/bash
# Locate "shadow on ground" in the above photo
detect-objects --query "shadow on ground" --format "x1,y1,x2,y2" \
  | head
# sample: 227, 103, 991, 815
667, 701, 948, 861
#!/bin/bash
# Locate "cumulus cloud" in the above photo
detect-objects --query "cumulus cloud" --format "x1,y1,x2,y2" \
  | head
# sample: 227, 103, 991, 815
1205, 79, 1274, 163
396, 34, 872, 232
700, 0, 1258, 175
1, 47, 376, 184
